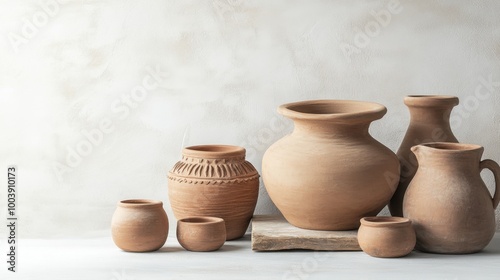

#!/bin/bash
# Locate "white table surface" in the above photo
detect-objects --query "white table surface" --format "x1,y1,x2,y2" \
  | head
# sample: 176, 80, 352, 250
1, 234, 500, 280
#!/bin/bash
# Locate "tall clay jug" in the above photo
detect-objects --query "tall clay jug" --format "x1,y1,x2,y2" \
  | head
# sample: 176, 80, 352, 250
262, 100, 400, 231
404, 142, 500, 254
389, 95, 459, 217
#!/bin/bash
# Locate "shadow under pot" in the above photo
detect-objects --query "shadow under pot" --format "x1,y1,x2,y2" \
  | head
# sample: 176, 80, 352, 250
111, 199, 169, 252
168, 145, 260, 240
177, 217, 226, 252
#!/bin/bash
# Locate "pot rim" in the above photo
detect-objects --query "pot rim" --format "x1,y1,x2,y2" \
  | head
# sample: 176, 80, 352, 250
178, 216, 225, 225
278, 99, 387, 123
404, 95, 459, 107
118, 199, 163, 208
411, 142, 483, 154
183, 145, 245, 159
360, 216, 411, 227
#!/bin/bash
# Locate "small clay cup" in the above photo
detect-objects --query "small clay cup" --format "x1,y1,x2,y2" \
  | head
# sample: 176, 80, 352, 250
358, 216, 416, 258
177, 217, 226, 252
111, 199, 169, 252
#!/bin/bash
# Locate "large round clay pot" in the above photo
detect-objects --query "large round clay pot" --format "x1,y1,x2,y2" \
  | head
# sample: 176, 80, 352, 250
262, 100, 400, 230
404, 142, 500, 254
389, 95, 459, 217
111, 199, 169, 252
168, 145, 260, 240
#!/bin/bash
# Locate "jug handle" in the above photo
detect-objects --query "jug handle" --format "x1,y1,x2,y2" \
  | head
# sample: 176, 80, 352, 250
480, 159, 500, 209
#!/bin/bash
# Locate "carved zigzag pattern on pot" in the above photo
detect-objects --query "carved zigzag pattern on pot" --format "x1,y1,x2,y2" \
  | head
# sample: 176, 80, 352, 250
169, 157, 259, 184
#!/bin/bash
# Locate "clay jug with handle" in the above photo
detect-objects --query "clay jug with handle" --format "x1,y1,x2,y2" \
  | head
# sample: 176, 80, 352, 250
403, 142, 500, 254
389, 95, 459, 217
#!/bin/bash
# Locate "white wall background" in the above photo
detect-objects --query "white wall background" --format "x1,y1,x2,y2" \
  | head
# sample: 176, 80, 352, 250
0, 0, 499, 237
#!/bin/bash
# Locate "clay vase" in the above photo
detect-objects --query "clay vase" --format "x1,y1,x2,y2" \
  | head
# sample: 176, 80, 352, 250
177, 217, 226, 252
111, 199, 169, 252
389, 95, 459, 217
358, 216, 416, 258
262, 100, 400, 230
168, 145, 259, 240
404, 142, 500, 254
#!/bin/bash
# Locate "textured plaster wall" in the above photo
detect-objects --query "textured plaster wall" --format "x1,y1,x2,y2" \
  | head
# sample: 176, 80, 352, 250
0, 0, 499, 237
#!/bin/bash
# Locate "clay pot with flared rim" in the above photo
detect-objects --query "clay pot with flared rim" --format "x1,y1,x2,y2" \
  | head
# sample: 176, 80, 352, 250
262, 100, 400, 230
168, 145, 259, 240
358, 216, 416, 258
177, 217, 226, 252
404, 142, 500, 254
389, 95, 459, 217
111, 199, 169, 252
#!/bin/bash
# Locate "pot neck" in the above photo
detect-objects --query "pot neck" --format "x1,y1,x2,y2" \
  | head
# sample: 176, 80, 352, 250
407, 105, 454, 125
292, 120, 371, 138
278, 100, 386, 139
118, 200, 163, 209
404, 95, 458, 126
181, 145, 246, 162
412, 143, 483, 169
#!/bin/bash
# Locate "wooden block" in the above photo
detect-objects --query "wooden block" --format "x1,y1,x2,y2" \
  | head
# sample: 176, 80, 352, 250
251, 215, 361, 251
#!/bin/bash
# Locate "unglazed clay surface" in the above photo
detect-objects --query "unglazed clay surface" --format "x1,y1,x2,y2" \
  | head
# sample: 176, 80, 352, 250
168, 145, 259, 240
262, 100, 400, 230
358, 216, 416, 258
404, 142, 500, 254
4, 1, 500, 239
111, 199, 169, 252
390, 95, 459, 217
177, 217, 226, 252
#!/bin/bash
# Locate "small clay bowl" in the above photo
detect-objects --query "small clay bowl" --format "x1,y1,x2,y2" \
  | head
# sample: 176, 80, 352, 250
111, 199, 169, 252
358, 216, 416, 258
177, 217, 226, 252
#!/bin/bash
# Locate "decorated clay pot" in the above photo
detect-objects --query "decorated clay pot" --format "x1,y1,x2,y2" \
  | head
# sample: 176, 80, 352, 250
389, 95, 459, 217
262, 100, 400, 230
168, 145, 259, 240
177, 217, 226, 252
404, 142, 500, 254
358, 216, 416, 258
111, 199, 169, 252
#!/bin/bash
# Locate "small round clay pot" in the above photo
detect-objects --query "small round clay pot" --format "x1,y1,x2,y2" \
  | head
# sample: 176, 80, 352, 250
358, 216, 416, 258
111, 199, 169, 252
177, 217, 226, 252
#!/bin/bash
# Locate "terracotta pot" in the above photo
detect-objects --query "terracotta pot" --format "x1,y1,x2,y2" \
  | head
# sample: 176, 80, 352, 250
389, 95, 459, 217
404, 142, 500, 254
262, 100, 400, 230
168, 145, 259, 240
177, 217, 226, 252
358, 216, 416, 258
111, 199, 169, 252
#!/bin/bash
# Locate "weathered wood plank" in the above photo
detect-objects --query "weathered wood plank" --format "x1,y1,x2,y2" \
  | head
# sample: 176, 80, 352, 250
251, 215, 361, 251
